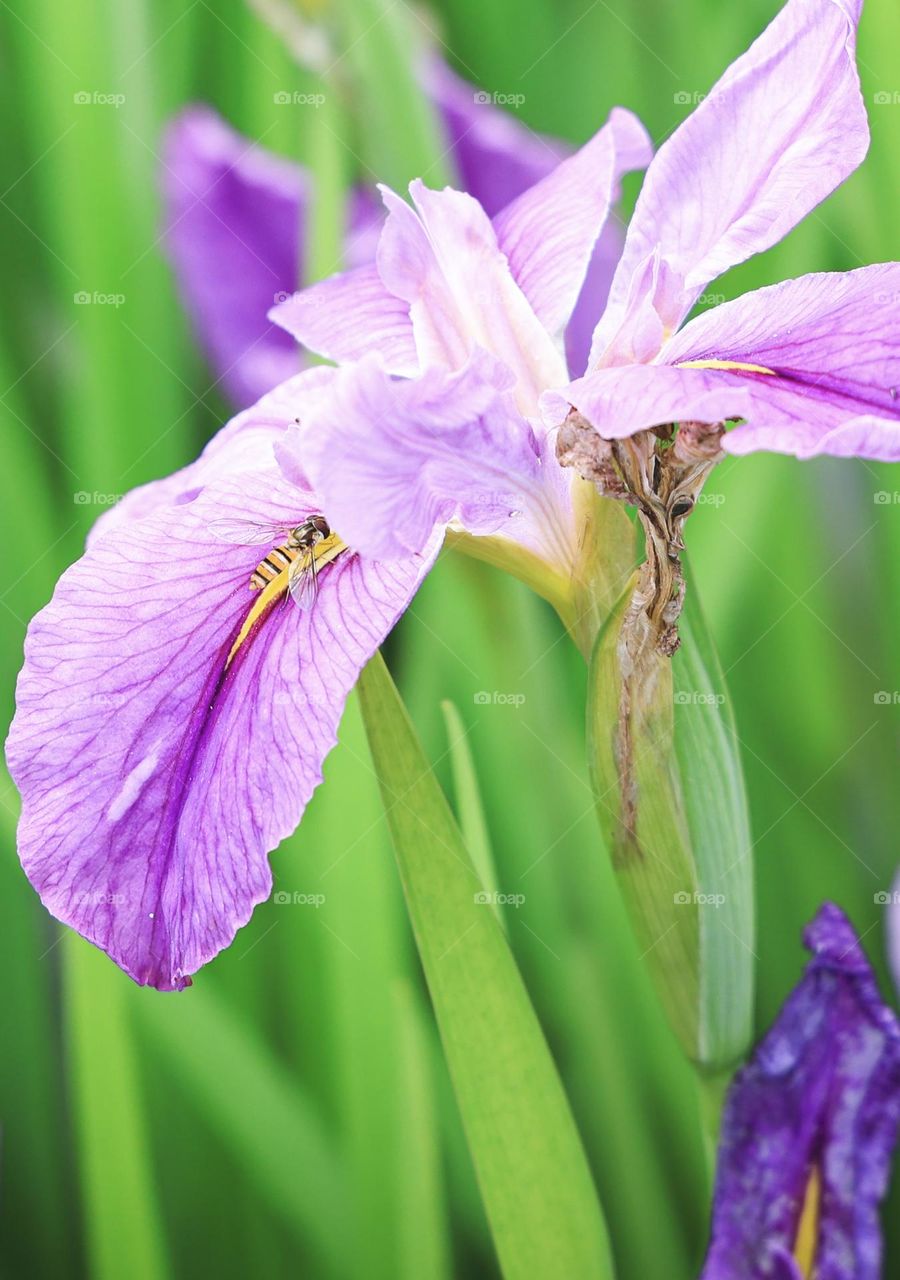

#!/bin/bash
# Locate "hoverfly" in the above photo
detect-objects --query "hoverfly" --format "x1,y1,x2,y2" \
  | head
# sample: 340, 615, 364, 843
209, 515, 333, 610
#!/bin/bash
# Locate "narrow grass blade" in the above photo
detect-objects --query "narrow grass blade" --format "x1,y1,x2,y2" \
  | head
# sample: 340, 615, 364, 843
0, 796, 71, 1277
358, 650, 614, 1280
441, 699, 503, 923
337, 0, 451, 187
134, 982, 349, 1278
392, 979, 453, 1280
64, 935, 170, 1280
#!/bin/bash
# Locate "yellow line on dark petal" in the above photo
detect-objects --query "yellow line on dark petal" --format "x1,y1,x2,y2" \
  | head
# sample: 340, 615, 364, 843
225, 533, 347, 671
792, 1165, 821, 1278
676, 358, 776, 375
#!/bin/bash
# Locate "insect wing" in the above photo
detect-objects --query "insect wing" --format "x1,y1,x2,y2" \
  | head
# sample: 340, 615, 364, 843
287, 551, 319, 611
207, 517, 296, 546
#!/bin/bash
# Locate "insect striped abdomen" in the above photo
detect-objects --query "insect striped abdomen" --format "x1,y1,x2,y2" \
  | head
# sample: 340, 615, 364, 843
249, 541, 302, 590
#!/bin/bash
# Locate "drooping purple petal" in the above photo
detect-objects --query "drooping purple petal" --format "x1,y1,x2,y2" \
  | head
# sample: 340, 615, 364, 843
551, 266, 900, 460
492, 107, 650, 341
162, 107, 380, 406
590, 0, 868, 367
282, 350, 572, 567
667, 265, 900, 459
701, 902, 900, 1280
6, 468, 433, 989
162, 107, 306, 405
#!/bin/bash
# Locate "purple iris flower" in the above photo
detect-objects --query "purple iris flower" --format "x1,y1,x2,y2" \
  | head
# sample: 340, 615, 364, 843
6, 71, 648, 988
162, 56, 622, 408
258, 0, 899, 604
702, 903, 900, 1280
544, 0, 900, 464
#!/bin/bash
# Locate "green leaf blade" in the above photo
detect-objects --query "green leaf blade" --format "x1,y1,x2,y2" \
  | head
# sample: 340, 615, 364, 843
358, 652, 614, 1280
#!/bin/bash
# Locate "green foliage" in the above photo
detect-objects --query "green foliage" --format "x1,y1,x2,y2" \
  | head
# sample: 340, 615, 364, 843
1, 0, 898, 1276
358, 652, 614, 1280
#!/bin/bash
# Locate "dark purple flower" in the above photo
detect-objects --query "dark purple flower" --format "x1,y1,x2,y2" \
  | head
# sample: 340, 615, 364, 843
702, 903, 900, 1279
544, 0, 900, 462
162, 57, 625, 407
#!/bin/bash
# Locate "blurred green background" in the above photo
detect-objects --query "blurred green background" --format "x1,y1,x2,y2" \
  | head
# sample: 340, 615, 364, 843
1, 0, 899, 1276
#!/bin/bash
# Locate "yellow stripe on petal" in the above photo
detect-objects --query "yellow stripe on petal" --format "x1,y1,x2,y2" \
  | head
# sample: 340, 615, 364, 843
675, 358, 776, 375
793, 1165, 821, 1278
225, 533, 346, 671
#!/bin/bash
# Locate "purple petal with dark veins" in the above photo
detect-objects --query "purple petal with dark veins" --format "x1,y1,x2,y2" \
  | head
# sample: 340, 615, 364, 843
6, 468, 434, 989
701, 903, 900, 1280
550, 267, 900, 461
667, 265, 900, 459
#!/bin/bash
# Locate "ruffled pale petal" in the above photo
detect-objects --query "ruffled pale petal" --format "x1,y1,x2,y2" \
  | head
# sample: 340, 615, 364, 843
6, 469, 431, 989
376, 181, 566, 413
701, 903, 900, 1280
282, 351, 573, 567
590, 0, 868, 367
493, 107, 650, 341
268, 264, 418, 373
564, 220, 622, 379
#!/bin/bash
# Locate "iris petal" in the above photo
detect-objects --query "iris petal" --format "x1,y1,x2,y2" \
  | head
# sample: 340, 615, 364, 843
6, 469, 434, 989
